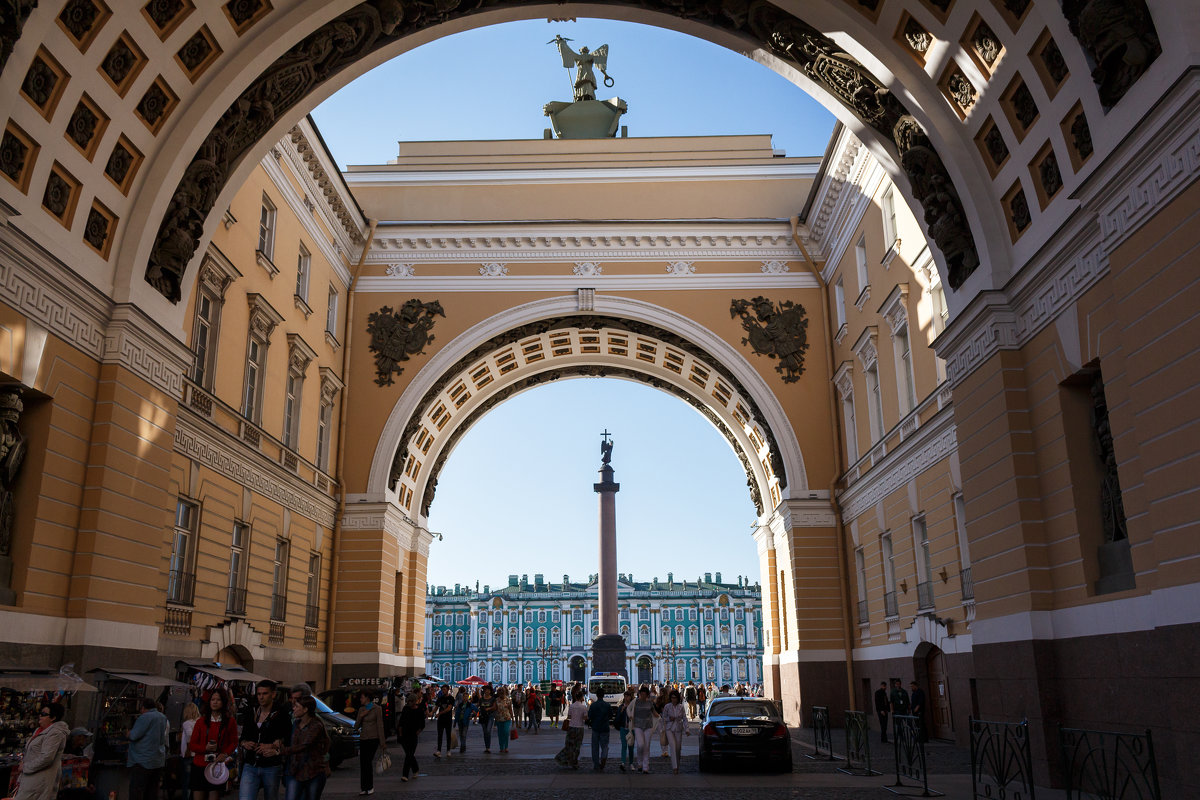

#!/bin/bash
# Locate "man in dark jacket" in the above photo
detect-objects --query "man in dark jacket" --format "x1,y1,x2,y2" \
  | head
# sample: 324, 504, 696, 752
873, 681, 890, 743
889, 679, 911, 720
239, 680, 291, 800
909, 681, 928, 742
586, 690, 612, 771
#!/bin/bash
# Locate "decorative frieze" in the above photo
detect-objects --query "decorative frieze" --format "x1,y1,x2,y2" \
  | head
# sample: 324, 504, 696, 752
840, 410, 958, 521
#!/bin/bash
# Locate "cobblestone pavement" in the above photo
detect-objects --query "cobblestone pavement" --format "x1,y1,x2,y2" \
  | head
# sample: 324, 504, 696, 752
315, 719, 1012, 800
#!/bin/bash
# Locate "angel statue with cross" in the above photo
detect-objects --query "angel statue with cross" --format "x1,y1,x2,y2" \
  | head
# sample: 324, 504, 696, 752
550, 34, 614, 102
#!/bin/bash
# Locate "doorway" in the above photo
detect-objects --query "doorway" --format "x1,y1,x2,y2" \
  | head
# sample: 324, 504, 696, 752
926, 647, 953, 739
636, 655, 653, 685
569, 655, 587, 683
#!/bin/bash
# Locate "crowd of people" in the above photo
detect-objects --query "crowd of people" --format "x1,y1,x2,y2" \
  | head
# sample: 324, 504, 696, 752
8, 678, 763, 800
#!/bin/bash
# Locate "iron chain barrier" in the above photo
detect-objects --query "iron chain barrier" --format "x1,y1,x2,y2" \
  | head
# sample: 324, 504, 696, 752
1059, 726, 1161, 800
806, 705, 835, 760
885, 713, 944, 797
839, 709, 881, 776
970, 717, 1035, 799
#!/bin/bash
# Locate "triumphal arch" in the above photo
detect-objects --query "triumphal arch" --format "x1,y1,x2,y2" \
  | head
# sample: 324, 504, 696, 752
0, 0, 1197, 792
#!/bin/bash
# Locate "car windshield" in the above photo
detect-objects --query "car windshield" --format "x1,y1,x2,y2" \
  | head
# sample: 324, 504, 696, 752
710, 701, 777, 718
313, 696, 336, 714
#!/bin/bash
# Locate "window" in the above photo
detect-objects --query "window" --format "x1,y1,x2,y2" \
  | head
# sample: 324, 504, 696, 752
855, 235, 869, 293
191, 290, 220, 388
538, 628, 546, 648
282, 373, 300, 449
305, 553, 321, 629
720, 627, 729, 646
295, 244, 310, 302
167, 499, 198, 604
508, 662, 517, 682
572, 626, 582, 647
735, 625, 745, 645
954, 493, 972, 569
639, 625, 649, 646
392, 572, 403, 653
705, 625, 714, 646
842, 390, 859, 462
704, 608, 713, 621
270, 538, 289, 621
573, 609, 582, 622
326, 286, 339, 335
538, 610, 546, 623
551, 627, 560, 645
456, 613, 465, 626
914, 515, 933, 609
455, 630, 464, 650
895, 324, 917, 414
257, 194, 276, 261
865, 363, 885, 441
834, 278, 847, 329
525, 610, 532, 623
509, 629, 517, 648
855, 547, 868, 624
243, 337, 267, 423
432, 632, 442, 650
316, 396, 334, 472
882, 188, 897, 248
524, 628, 533, 649
226, 521, 249, 615
882, 533, 898, 618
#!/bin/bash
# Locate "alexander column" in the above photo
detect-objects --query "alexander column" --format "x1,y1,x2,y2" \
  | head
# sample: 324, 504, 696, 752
592, 431, 627, 677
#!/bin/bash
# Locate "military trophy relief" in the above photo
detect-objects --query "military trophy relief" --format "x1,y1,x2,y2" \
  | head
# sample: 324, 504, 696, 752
366, 299, 445, 387
730, 297, 810, 384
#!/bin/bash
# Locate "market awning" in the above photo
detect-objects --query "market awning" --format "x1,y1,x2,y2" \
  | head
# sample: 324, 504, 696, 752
0, 673, 97, 694
105, 672, 187, 687
189, 665, 273, 683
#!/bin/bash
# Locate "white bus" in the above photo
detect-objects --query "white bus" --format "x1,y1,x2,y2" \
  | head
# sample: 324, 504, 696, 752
587, 672, 628, 704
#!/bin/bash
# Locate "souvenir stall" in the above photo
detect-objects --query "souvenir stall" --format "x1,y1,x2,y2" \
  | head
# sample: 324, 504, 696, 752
85, 669, 189, 800
174, 660, 274, 719
0, 666, 96, 798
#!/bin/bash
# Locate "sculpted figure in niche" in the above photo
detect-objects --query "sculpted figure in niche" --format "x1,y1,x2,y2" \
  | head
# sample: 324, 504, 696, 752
1064, 0, 1162, 108
0, 386, 26, 559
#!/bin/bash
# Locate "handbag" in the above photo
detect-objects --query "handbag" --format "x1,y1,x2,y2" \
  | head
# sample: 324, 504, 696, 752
626, 729, 634, 747
449, 728, 459, 750
372, 750, 391, 774
561, 717, 569, 730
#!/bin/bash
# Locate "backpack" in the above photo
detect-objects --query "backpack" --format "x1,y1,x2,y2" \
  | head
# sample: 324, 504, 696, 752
685, 686, 696, 701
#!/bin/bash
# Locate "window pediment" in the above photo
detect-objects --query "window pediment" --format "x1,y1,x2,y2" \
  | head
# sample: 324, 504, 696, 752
853, 326, 879, 370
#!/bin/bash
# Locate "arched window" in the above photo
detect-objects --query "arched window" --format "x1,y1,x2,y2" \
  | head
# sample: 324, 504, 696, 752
572, 626, 583, 647
523, 627, 533, 649
722, 659, 732, 681
538, 628, 547, 648
737, 659, 748, 680
508, 662, 517, 682
639, 625, 650, 646
706, 659, 715, 680
432, 632, 442, 650
551, 627, 560, 645
705, 626, 714, 646
493, 627, 502, 648
720, 607, 729, 621
455, 630, 464, 650
620, 625, 630, 640
675, 625, 684, 644
479, 629, 487, 648
661, 626, 670, 641
524, 661, 533, 682
720, 627, 729, 646
455, 663, 464, 681
480, 611, 488, 623
690, 658, 700, 679
508, 628, 517, 649
538, 610, 546, 622
591, 626, 598, 640
552, 660, 561, 679
735, 625, 745, 646
492, 663, 502, 682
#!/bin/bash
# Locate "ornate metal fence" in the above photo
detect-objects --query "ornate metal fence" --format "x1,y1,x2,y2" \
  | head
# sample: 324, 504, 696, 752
885, 714, 944, 797
1059, 726, 1161, 800
806, 705, 834, 760
970, 717, 1035, 800
839, 709, 881, 776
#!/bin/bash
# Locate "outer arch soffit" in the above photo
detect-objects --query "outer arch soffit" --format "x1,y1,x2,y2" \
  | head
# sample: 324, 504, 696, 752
367, 294, 808, 522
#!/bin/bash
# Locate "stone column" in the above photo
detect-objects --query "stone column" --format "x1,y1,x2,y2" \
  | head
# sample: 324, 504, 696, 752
591, 434, 626, 676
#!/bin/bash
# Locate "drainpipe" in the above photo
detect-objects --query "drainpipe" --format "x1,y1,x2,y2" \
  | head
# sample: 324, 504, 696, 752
790, 215, 858, 713
324, 218, 377, 690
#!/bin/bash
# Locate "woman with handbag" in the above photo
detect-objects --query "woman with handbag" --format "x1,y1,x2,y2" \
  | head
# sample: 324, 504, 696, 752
188, 689, 239, 800
661, 689, 688, 774
613, 689, 634, 773
354, 691, 385, 796
493, 686, 514, 754
628, 686, 659, 774
282, 695, 330, 800
552, 688, 587, 770
396, 691, 425, 781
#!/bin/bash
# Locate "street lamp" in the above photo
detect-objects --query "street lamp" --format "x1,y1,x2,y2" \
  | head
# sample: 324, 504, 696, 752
532, 643, 561, 683
660, 640, 682, 682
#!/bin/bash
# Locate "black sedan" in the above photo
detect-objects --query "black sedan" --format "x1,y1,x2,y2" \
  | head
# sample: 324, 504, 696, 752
313, 695, 359, 768
698, 697, 793, 773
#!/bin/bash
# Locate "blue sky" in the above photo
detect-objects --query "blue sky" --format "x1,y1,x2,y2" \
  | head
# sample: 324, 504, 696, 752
310, 19, 835, 589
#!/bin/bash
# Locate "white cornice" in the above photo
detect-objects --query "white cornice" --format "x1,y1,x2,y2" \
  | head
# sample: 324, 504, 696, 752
355, 272, 820, 292
264, 145, 353, 290
344, 163, 819, 187
364, 222, 808, 265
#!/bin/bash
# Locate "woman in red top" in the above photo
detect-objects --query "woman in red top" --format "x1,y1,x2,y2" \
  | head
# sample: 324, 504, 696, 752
188, 688, 239, 800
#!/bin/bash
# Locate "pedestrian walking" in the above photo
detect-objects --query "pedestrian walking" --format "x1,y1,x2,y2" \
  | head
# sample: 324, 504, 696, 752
431, 686, 453, 758
628, 686, 659, 774
547, 685, 564, 728
353, 691, 386, 796
696, 684, 707, 721
525, 685, 542, 733
179, 702, 201, 800
586, 688, 612, 771
396, 692, 425, 782
14, 702, 69, 800
476, 685, 497, 753
282, 695, 329, 800
612, 689, 633, 772
127, 697, 169, 800
188, 688, 238, 800
511, 685, 525, 731
453, 688, 477, 754
494, 686, 514, 753
653, 690, 669, 758
553, 688, 587, 770
874, 681, 890, 744
684, 681, 698, 720
239, 681, 290, 800
661, 689, 688, 774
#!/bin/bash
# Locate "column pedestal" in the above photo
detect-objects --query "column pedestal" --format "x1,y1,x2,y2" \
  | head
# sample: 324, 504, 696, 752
592, 633, 627, 678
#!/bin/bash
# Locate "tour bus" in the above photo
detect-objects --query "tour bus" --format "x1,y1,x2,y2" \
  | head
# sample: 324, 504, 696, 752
588, 672, 628, 704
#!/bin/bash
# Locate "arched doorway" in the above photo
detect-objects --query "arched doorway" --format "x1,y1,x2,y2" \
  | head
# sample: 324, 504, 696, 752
569, 655, 587, 683
636, 655, 654, 685
916, 645, 953, 741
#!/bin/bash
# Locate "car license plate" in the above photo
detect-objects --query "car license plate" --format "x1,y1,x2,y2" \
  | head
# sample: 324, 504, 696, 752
731, 726, 757, 736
